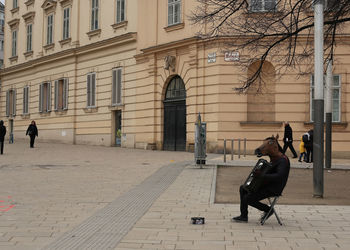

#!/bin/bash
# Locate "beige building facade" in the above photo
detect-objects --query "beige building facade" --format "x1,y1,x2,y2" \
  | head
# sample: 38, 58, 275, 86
1, 0, 349, 157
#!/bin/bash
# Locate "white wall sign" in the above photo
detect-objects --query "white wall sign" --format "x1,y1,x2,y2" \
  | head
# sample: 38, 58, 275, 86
224, 51, 240, 62
207, 52, 216, 63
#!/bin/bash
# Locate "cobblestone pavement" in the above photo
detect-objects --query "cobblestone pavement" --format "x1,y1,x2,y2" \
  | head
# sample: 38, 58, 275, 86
1, 141, 350, 249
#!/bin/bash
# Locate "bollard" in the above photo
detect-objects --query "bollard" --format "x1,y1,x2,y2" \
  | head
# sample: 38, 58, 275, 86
244, 138, 247, 157
224, 139, 226, 163
231, 139, 234, 160
238, 139, 241, 159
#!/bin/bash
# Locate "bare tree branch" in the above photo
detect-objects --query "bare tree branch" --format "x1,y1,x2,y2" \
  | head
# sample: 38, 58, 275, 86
190, 0, 350, 93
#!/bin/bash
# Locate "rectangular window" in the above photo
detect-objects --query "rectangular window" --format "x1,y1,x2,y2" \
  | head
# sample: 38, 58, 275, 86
250, 0, 277, 12
87, 73, 96, 107
12, 30, 17, 57
168, 0, 181, 26
54, 79, 69, 110
63, 7, 70, 40
47, 14, 54, 45
116, 0, 125, 23
23, 86, 29, 115
13, 0, 18, 9
112, 68, 122, 105
6, 89, 16, 117
39, 82, 52, 113
91, 0, 99, 30
310, 75, 341, 122
26, 24, 33, 52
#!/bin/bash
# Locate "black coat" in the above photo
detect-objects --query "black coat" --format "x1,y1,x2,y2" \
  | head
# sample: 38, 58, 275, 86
0, 124, 6, 142
26, 124, 38, 137
263, 156, 290, 196
283, 124, 293, 142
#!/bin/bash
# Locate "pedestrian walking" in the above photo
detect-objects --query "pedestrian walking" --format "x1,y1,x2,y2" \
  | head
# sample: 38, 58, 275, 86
0, 120, 6, 154
282, 122, 298, 158
26, 120, 38, 148
303, 129, 313, 163
298, 135, 306, 162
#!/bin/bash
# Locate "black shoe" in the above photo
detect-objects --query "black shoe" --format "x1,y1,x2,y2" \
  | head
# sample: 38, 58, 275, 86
260, 210, 273, 223
298, 159, 302, 162
232, 215, 248, 223
293, 156, 298, 158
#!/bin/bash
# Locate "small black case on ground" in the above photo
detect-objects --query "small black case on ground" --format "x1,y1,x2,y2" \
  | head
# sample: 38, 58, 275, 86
191, 217, 205, 224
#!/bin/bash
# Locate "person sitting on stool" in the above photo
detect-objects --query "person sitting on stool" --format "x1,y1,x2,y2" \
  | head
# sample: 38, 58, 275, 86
232, 136, 290, 223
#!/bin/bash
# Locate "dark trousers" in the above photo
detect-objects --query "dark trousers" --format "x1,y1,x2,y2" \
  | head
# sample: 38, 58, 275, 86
282, 141, 297, 157
305, 146, 313, 162
0, 140, 3, 154
30, 135, 36, 148
239, 185, 274, 218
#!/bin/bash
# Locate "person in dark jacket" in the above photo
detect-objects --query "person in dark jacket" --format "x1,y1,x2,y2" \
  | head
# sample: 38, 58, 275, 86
233, 136, 290, 223
26, 120, 38, 148
304, 129, 313, 163
282, 122, 298, 158
0, 120, 6, 154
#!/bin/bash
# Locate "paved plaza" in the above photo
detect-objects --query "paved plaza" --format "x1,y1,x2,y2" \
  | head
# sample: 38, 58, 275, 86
0, 141, 350, 249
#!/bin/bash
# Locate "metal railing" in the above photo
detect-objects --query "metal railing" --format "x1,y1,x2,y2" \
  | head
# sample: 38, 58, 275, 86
223, 138, 247, 163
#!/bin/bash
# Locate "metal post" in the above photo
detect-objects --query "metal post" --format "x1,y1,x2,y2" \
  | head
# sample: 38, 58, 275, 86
238, 139, 241, 159
313, 0, 324, 198
224, 139, 226, 163
244, 138, 247, 157
231, 139, 234, 160
325, 59, 333, 169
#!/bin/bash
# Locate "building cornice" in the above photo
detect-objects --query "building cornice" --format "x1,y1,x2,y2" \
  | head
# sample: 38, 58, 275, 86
7, 18, 20, 29
58, 0, 73, 8
42, 0, 57, 12
1, 32, 137, 75
22, 11, 36, 23
136, 36, 201, 59
25, 0, 35, 7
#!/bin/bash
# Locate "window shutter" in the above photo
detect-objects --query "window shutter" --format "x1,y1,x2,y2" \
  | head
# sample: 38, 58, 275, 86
112, 69, 117, 105
54, 80, 59, 110
87, 74, 91, 107
117, 69, 122, 104
23, 88, 25, 114
6, 90, 9, 117
92, 73, 96, 107
39, 84, 43, 112
12, 89, 16, 116
47, 82, 51, 111
63, 78, 69, 110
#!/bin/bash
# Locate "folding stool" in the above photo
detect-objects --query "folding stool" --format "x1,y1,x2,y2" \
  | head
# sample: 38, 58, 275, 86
260, 196, 282, 225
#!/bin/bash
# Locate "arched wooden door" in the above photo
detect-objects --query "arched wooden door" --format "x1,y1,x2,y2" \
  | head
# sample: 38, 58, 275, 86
163, 76, 186, 151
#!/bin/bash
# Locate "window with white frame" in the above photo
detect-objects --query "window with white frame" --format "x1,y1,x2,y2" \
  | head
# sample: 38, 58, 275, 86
112, 68, 122, 105
87, 73, 96, 107
310, 75, 341, 122
168, 0, 181, 26
6, 89, 16, 117
39, 82, 52, 113
63, 7, 70, 40
23, 86, 30, 115
250, 0, 277, 12
47, 14, 54, 45
13, 0, 18, 9
116, 0, 125, 23
12, 30, 17, 57
91, 0, 99, 30
54, 78, 69, 111
26, 24, 33, 52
